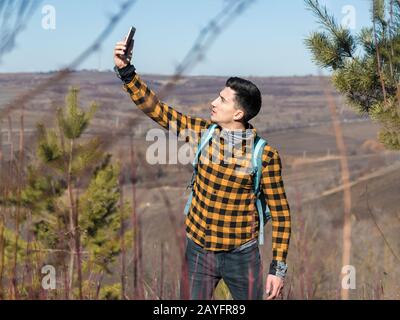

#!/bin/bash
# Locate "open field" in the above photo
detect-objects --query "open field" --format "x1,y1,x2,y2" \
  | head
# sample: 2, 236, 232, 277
1, 71, 399, 299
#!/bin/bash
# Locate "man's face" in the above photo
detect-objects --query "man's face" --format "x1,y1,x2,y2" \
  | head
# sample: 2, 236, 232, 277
210, 87, 244, 126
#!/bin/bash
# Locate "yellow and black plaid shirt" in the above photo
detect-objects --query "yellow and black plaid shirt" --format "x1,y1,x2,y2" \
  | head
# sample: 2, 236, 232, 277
121, 71, 291, 265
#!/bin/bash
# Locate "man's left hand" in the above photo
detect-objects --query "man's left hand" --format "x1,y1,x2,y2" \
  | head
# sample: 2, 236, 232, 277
265, 274, 284, 300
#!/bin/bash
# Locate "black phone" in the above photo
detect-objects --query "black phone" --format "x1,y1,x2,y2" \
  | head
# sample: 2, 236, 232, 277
124, 26, 136, 58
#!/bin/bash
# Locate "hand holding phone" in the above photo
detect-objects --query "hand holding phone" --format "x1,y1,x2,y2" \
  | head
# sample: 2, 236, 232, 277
114, 26, 136, 69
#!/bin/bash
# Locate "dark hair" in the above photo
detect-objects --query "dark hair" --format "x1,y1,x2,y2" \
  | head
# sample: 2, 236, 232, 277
225, 77, 262, 122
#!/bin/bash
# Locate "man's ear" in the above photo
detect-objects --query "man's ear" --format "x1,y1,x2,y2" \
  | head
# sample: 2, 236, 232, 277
233, 109, 245, 121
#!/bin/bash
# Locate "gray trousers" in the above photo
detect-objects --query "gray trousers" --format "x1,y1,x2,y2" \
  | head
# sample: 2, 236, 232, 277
181, 236, 264, 300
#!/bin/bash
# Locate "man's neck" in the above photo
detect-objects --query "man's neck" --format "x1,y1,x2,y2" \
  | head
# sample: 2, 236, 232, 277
219, 121, 247, 131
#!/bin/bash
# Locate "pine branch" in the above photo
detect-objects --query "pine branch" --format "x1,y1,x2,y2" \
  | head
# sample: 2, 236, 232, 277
372, 0, 386, 24
58, 88, 98, 140
305, 32, 341, 69
304, 0, 355, 69
305, 0, 400, 151
36, 124, 65, 170
358, 27, 376, 55
71, 138, 103, 175
305, 0, 338, 36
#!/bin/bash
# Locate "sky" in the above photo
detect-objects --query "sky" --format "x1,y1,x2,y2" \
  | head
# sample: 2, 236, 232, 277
0, 0, 372, 77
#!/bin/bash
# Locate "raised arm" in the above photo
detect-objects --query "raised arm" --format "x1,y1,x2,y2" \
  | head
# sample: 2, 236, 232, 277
113, 39, 211, 138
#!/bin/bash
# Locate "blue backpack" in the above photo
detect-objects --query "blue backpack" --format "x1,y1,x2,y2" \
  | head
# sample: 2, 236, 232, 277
183, 123, 271, 245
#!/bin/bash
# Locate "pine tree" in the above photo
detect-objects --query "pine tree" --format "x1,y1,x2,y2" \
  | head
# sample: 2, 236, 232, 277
79, 155, 131, 299
36, 87, 102, 299
1, 86, 131, 299
305, 0, 400, 149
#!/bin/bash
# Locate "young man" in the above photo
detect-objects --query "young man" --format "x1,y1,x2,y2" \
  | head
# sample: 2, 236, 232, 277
113, 37, 291, 300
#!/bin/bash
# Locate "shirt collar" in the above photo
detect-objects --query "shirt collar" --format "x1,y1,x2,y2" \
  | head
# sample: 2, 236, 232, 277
217, 122, 257, 140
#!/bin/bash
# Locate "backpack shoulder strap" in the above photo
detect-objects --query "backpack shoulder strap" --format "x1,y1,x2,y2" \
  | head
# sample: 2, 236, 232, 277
192, 123, 218, 169
252, 135, 268, 195
252, 135, 268, 245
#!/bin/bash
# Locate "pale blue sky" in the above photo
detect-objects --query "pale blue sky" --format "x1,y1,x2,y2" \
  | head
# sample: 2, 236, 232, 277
1, 0, 372, 76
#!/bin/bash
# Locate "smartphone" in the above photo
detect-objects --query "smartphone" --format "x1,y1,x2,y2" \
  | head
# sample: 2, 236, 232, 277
124, 26, 136, 58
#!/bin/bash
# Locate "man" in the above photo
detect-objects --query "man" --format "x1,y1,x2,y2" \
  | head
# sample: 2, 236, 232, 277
113, 36, 291, 300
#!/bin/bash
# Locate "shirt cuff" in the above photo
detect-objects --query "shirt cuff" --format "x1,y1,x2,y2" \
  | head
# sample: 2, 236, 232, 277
269, 260, 288, 279
114, 64, 136, 84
